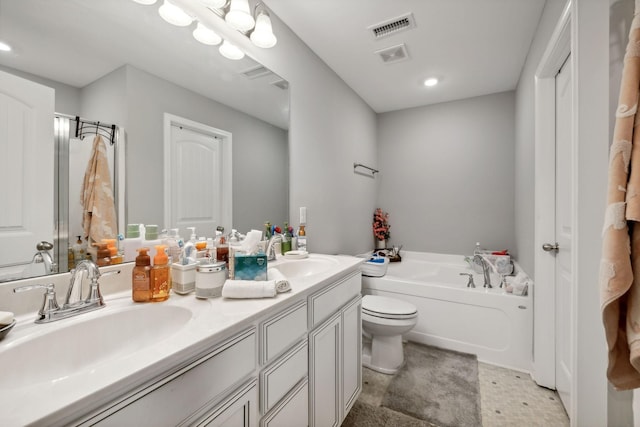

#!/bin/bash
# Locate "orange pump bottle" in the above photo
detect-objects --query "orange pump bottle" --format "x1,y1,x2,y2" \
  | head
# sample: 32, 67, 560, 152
132, 247, 151, 302
150, 244, 171, 302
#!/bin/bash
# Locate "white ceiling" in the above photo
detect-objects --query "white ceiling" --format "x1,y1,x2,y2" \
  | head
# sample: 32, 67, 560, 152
0, 0, 290, 129
266, 0, 547, 113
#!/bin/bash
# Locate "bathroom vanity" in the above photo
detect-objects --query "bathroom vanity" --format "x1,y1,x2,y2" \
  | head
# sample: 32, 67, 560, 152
0, 254, 363, 427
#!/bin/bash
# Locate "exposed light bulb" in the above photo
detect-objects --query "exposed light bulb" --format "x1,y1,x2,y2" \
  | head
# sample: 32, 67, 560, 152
424, 77, 439, 87
132, 0, 157, 4
0, 41, 12, 52
219, 40, 244, 60
250, 10, 277, 48
158, 0, 193, 27
193, 22, 222, 45
199, 0, 226, 9
225, 0, 255, 32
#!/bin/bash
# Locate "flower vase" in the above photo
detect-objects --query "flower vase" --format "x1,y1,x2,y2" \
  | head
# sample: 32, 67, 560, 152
375, 239, 386, 250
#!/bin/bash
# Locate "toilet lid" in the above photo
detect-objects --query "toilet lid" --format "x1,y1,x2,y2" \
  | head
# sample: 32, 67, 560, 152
362, 295, 417, 319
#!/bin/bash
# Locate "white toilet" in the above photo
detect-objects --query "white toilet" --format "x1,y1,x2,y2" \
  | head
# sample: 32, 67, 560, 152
361, 294, 418, 374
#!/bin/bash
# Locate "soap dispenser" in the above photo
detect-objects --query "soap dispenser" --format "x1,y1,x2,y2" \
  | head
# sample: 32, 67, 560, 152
132, 247, 151, 302
150, 244, 171, 302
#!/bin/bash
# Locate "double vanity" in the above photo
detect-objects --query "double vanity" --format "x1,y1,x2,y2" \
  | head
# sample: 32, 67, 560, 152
0, 254, 363, 426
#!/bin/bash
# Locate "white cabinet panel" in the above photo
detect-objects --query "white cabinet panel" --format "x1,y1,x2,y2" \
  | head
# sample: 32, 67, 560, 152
92, 329, 256, 426
342, 297, 362, 414
198, 380, 258, 427
260, 379, 308, 427
309, 312, 341, 427
309, 273, 360, 328
260, 340, 308, 414
261, 301, 307, 365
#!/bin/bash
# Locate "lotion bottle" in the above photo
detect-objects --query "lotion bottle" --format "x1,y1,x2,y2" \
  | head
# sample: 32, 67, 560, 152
132, 247, 151, 302
123, 224, 143, 262
150, 244, 171, 302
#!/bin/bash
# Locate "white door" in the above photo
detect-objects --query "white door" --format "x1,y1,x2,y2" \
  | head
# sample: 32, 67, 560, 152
0, 70, 54, 272
553, 54, 573, 414
167, 124, 228, 238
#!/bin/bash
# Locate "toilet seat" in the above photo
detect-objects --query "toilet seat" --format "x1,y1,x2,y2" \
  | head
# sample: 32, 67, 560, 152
362, 295, 417, 320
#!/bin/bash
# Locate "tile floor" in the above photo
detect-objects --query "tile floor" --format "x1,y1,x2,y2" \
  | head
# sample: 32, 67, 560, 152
348, 361, 569, 426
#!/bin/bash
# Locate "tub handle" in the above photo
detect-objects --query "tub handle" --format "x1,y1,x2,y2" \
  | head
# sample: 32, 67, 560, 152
460, 273, 475, 288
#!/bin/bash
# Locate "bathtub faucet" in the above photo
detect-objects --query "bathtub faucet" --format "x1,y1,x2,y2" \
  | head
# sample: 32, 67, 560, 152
473, 254, 492, 288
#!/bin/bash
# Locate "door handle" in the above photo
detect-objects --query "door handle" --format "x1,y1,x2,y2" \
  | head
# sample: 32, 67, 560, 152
542, 242, 559, 252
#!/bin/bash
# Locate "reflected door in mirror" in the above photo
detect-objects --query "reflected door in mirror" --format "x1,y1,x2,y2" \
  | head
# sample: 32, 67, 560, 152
0, 70, 54, 276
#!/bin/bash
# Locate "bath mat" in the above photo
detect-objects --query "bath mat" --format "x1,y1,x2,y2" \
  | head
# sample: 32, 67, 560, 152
381, 342, 482, 427
341, 400, 435, 427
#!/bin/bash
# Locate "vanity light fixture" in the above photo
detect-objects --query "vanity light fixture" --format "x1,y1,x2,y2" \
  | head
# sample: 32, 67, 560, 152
132, 0, 158, 4
219, 39, 245, 60
0, 41, 11, 52
158, 0, 194, 27
193, 22, 222, 45
423, 77, 439, 87
225, 0, 255, 32
249, 9, 276, 48
200, 0, 227, 8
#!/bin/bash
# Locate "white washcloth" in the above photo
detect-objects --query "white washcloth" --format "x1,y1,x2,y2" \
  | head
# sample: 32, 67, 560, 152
508, 272, 532, 296
268, 268, 291, 293
222, 280, 277, 299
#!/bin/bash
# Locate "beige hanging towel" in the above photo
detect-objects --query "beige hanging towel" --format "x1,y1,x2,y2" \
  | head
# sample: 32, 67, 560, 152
601, 9, 640, 390
81, 135, 117, 245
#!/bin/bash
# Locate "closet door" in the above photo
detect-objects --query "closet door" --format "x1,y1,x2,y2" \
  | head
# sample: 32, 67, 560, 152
0, 70, 54, 272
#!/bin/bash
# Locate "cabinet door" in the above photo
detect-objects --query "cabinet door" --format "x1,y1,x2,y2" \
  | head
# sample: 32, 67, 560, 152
200, 381, 258, 427
342, 297, 362, 414
309, 312, 341, 427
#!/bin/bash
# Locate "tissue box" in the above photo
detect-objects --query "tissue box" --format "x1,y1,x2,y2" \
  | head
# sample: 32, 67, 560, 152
233, 253, 268, 280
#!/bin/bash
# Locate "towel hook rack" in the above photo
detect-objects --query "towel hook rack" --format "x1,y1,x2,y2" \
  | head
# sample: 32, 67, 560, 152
75, 116, 118, 145
353, 162, 379, 177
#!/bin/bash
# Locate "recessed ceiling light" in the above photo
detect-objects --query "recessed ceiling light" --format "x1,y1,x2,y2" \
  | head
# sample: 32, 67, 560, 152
0, 42, 12, 52
424, 78, 438, 87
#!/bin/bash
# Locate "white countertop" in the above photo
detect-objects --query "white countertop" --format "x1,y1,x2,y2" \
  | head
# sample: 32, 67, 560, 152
0, 253, 363, 426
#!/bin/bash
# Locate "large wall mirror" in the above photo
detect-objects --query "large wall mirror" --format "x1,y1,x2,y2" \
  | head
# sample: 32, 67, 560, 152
0, 0, 289, 281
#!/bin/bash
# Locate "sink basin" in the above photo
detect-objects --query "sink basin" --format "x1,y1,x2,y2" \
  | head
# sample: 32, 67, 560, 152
0, 304, 192, 389
272, 256, 340, 278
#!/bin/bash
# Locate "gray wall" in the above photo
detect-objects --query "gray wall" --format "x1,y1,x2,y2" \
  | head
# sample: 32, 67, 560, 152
376, 91, 516, 255
513, 0, 566, 276
240, 7, 378, 255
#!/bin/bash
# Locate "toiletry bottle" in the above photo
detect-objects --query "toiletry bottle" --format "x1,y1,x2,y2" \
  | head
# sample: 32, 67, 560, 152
281, 222, 292, 254
68, 245, 76, 269
264, 222, 272, 241
150, 244, 171, 302
94, 242, 111, 266
105, 238, 122, 264
163, 228, 182, 264
143, 225, 161, 260
187, 227, 197, 244
73, 235, 85, 262
123, 224, 143, 262
297, 225, 307, 252
132, 247, 151, 302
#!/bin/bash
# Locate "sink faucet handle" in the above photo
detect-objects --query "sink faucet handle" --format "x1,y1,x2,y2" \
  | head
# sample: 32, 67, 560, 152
459, 273, 476, 288
13, 283, 60, 322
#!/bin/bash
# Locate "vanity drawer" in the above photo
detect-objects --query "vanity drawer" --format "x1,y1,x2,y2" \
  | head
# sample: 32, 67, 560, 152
260, 300, 307, 365
260, 339, 308, 414
260, 378, 308, 427
309, 272, 361, 328
90, 328, 257, 426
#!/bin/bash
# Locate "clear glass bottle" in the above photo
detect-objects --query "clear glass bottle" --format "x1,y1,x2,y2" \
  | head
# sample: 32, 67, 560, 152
297, 225, 307, 252
132, 247, 151, 302
281, 222, 292, 254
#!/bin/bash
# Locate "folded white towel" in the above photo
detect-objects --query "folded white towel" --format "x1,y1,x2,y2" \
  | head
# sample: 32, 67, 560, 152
222, 280, 277, 299
268, 268, 291, 293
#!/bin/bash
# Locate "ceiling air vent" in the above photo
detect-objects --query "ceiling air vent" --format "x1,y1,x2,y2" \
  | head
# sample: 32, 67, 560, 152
270, 79, 289, 90
368, 13, 415, 40
375, 44, 409, 64
241, 65, 273, 80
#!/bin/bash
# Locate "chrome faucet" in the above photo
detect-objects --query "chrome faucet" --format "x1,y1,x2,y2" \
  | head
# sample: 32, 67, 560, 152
29, 241, 57, 275
473, 254, 492, 288
14, 260, 120, 324
265, 234, 283, 261
65, 260, 102, 308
